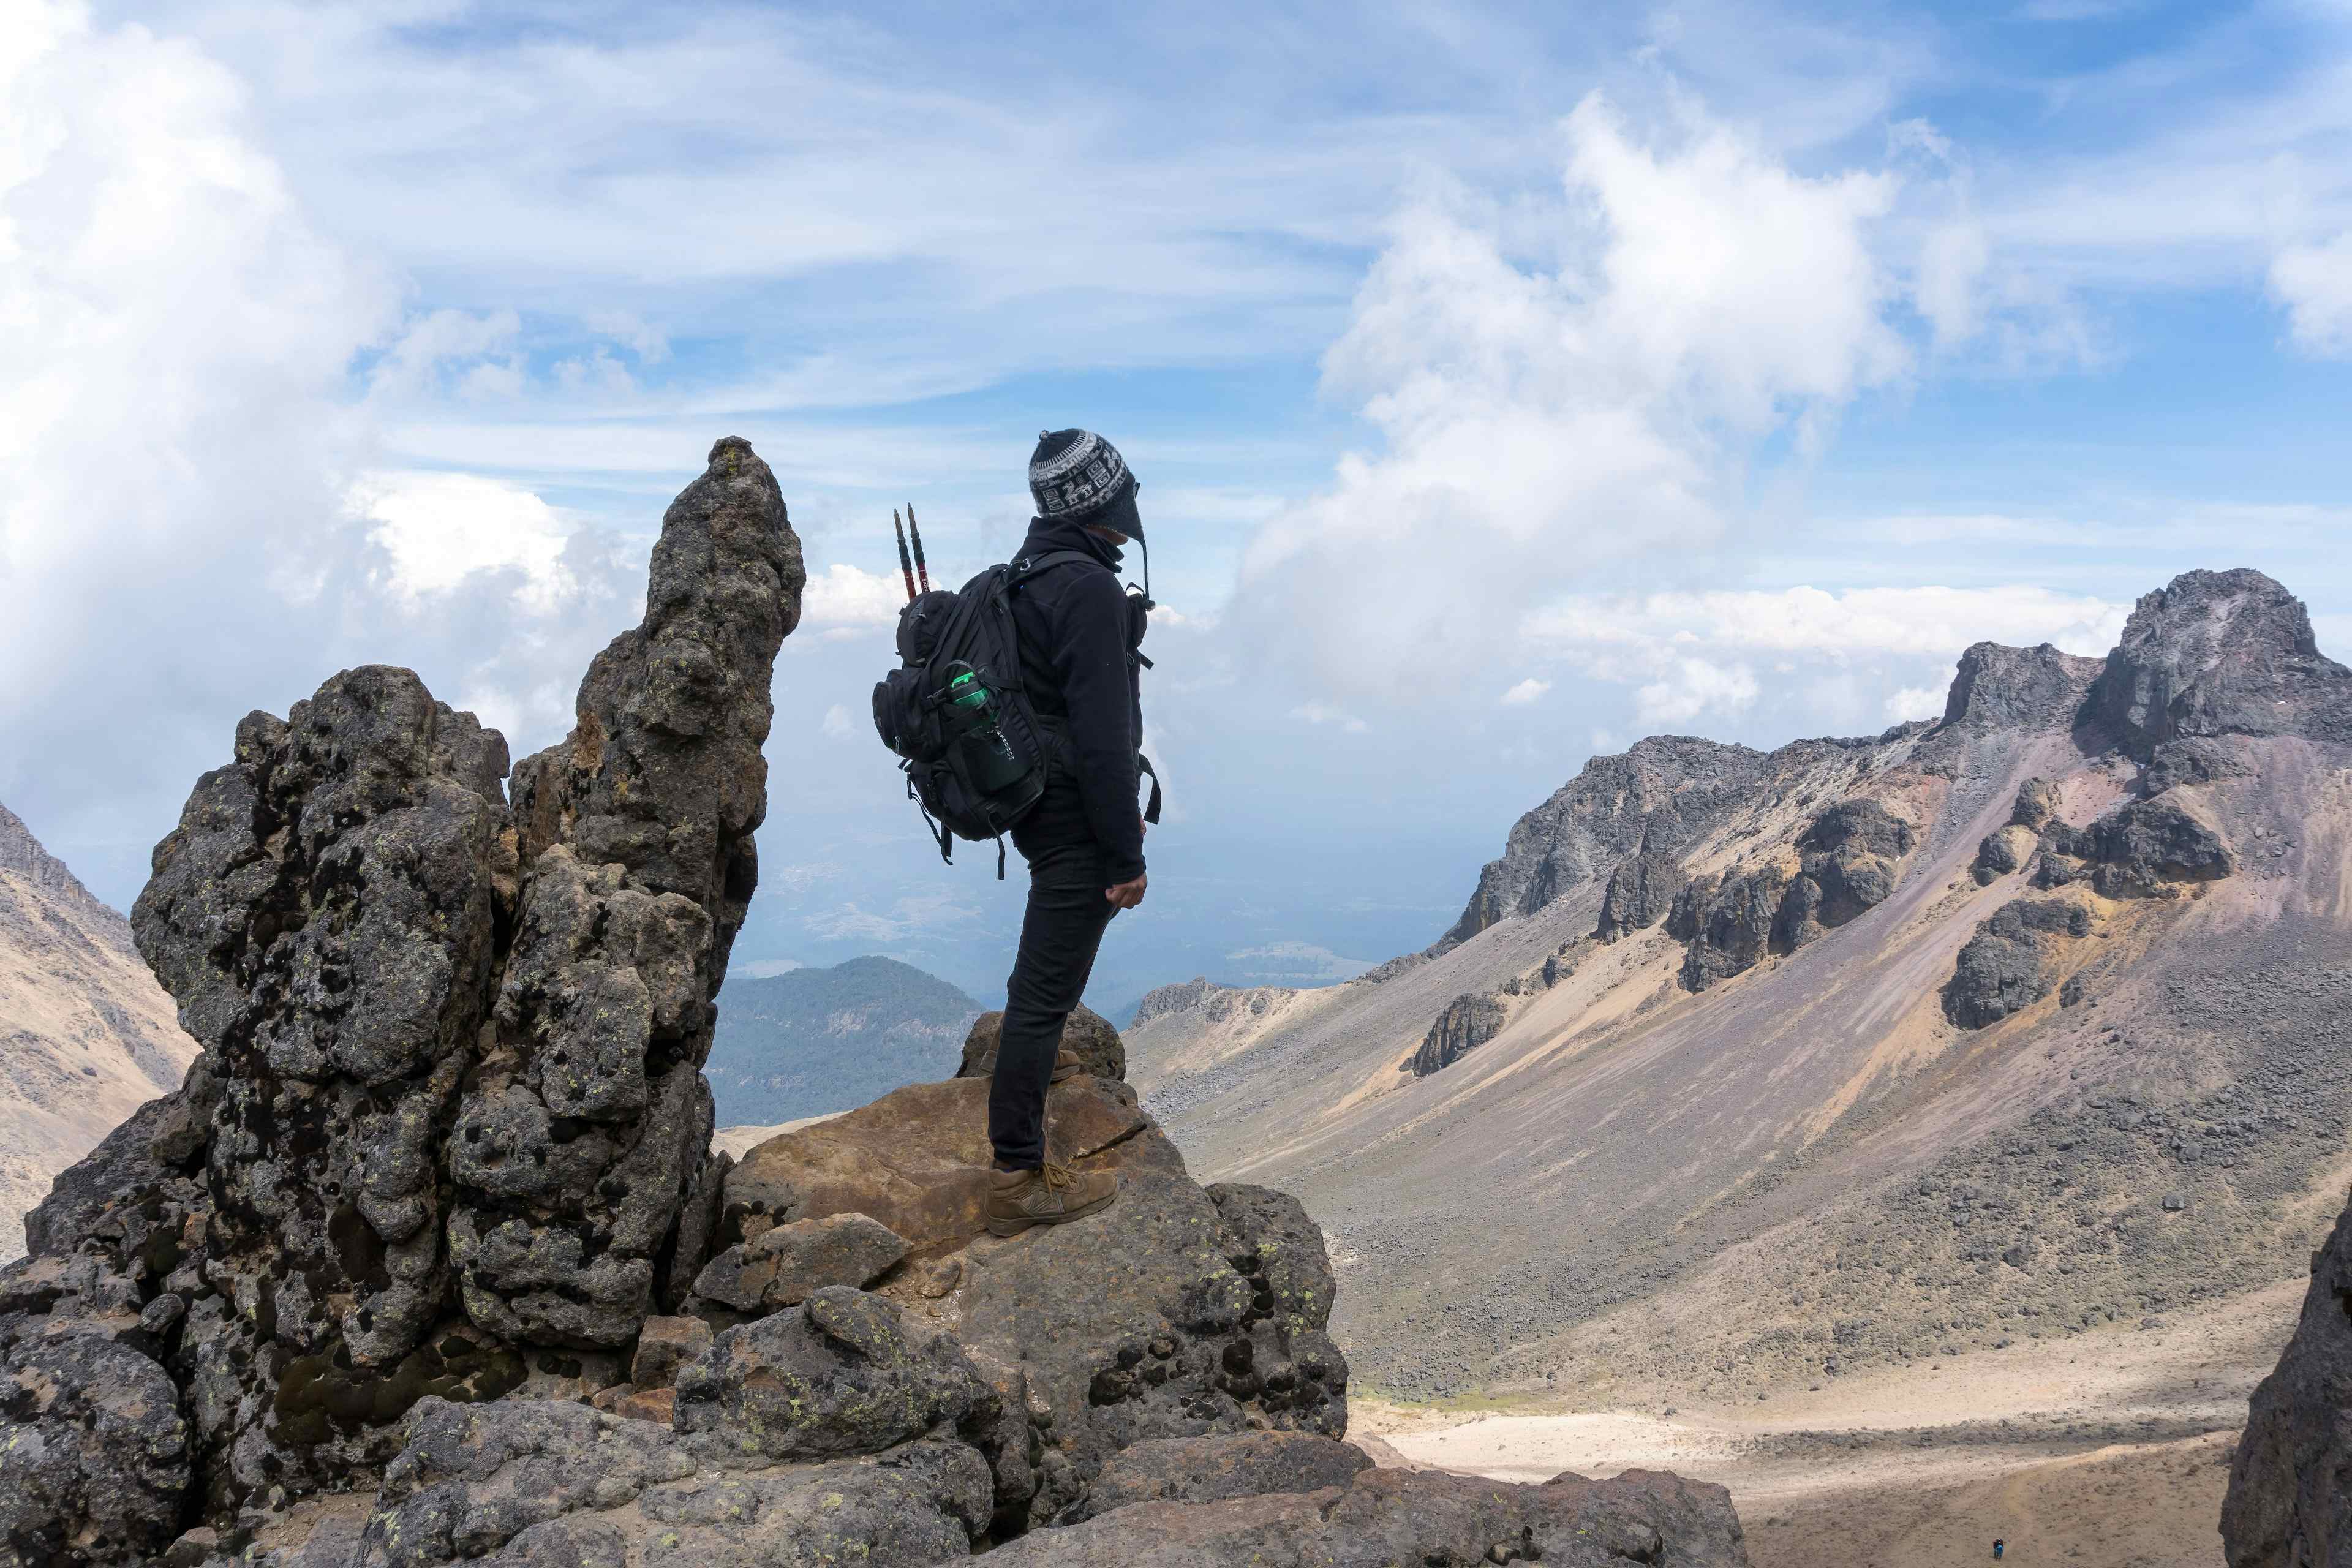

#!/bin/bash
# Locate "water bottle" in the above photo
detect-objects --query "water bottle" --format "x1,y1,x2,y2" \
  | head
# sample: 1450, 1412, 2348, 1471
940, 665, 1028, 794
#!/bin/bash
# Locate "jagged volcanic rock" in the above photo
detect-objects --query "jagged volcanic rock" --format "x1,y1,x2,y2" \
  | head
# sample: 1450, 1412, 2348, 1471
1939, 641, 2102, 732
1411, 992, 1506, 1076
1063, 1431, 1371, 1522
1442, 737, 1770, 946
1942, 898, 2092, 1028
1595, 839, 1685, 944
0, 439, 804, 1543
2089, 567, 2352, 759
2226, 1187, 2352, 1568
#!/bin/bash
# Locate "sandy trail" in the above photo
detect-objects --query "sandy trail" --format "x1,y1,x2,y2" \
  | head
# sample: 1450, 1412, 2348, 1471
1359, 1281, 2300, 1568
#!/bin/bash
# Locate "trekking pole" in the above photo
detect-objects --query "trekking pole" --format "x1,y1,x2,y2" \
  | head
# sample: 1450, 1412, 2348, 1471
907, 503, 932, 592
892, 510, 918, 603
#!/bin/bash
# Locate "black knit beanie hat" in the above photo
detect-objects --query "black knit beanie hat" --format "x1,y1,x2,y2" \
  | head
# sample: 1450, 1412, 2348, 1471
1029, 428, 1143, 539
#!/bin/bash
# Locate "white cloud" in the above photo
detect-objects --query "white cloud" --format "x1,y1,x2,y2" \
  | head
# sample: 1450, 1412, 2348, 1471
351, 470, 577, 612
1230, 89, 1909, 698
736, 958, 805, 979
1500, 678, 1550, 705
1526, 584, 2129, 660
1634, 657, 1761, 726
1883, 683, 1947, 721
2272, 232, 2352, 357
801, 562, 908, 637
820, 703, 853, 738
1291, 703, 1368, 733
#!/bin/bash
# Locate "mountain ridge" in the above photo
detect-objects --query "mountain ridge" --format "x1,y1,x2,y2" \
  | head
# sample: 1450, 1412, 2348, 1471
0, 799, 199, 1263
1127, 567, 2352, 1406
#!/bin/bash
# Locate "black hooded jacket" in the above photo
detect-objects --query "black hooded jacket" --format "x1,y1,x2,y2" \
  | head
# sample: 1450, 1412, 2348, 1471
1008, 518, 1146, 884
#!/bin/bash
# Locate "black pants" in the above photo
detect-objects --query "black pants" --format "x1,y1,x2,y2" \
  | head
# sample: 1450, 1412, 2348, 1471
988, 858, 1118, 1170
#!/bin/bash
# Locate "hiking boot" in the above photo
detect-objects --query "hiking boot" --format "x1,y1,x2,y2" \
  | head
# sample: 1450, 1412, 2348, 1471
985, 1161, 1118, 1237
1049, 1049, 1084, 1084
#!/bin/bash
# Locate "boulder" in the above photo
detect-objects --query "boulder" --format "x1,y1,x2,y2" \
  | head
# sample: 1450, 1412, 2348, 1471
982, 1464, 1752, 1567
350, 1395, 992, 1568
2010, 776, 2064, 831
690, 1213, 910, 1311
1971, 824, 2040, 885
629, 1316, 712, 1389
1943, 899, 2091, 1028
2082, 796, 2234, 898
1066, 1431, 1371, 1521
0, 1334, 192, 1568
1677, 864, 1788, 992
673, 1287, 990, 1463
2226, 1185, 2352, 1567
959, 1005, 1126, 1082
1412, 993, 1507, 1077
722, 1076, 1149, 1253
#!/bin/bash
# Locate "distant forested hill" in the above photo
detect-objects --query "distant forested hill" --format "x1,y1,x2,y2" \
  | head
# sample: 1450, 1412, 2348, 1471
706, 956, 982, 1126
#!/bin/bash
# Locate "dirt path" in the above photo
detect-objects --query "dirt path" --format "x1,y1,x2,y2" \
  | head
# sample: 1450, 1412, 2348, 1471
1357, 1281, 2300, 1568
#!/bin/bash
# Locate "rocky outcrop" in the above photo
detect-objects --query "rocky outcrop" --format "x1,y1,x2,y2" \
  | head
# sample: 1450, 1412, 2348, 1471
1412, 993, 1507, 1077
1943, 899, 2092, 1028
2088, 568, 2352, 759
2225, 1186, 2352, 1568
0, 438, 804, 1542
983, 1464, 1751, 1568
712, 1074, 1349, 1531
1939, 641, 2103, 732
1595, 841, 1686, 944
958, 1004, 1126, 1082
1673, 799, 1917, 992
1444, 736, 1769, 945
2079, 796, 2234, 898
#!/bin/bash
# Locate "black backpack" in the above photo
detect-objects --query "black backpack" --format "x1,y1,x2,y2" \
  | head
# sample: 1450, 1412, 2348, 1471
872, 552, 1158, 876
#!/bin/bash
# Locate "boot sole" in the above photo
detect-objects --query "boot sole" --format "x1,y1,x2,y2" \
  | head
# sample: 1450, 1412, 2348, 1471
984, 1188, 1117, 1238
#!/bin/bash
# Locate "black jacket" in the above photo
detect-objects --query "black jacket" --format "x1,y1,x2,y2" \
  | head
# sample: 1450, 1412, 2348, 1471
1008, 519, 1146, 884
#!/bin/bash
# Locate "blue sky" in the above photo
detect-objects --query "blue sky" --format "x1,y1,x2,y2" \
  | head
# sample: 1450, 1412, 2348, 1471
4, 0, 2350, 1009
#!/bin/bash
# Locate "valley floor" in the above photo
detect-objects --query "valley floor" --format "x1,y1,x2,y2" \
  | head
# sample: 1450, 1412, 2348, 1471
1357, 1279, 2302, 1568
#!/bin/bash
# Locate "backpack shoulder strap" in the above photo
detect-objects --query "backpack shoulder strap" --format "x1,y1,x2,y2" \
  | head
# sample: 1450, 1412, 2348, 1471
1009, 549, 1104, 586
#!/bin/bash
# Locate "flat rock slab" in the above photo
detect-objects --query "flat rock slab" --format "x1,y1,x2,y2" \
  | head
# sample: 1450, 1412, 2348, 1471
692, 1213, 910, 1311
984, 1464, 1752, 1567
1069, 1431, 1372, 1521
722, 1076, 1153, 1253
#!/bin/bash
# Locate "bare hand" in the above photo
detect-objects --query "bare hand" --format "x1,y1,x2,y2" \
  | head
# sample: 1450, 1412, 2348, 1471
1106, 873, 1147, 910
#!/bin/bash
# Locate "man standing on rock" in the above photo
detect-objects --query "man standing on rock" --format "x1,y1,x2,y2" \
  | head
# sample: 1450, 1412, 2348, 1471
983, 428, 1152, 1237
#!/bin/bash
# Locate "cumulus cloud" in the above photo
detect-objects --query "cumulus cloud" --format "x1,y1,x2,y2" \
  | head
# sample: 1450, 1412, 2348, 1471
352, 470, 577, 612
804, 891, 978, 943
1500, 677, 1550, 705
2272, 232, 2352, 356
1883, 684, 1947, 720
801, 562, 908, 636
1229, 89, 1909, 699
0, 1, 648, 895
1526, 583, 2128, 660
820, 703, 853, 738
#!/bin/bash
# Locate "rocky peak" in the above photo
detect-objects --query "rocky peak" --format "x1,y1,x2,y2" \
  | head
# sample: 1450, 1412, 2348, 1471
1133, 977, 1226, 1025
2086, 567, 2352, 759
0, 800, 118, 929
1441, 735, 1768, 945
1939, 641, 2104, 733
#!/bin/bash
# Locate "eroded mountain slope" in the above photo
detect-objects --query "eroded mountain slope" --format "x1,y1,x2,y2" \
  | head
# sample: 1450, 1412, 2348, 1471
1131, 570, 2352, 1404
0, 802, 197, 1262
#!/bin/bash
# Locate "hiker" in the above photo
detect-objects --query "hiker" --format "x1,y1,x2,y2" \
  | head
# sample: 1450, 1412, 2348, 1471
982, 428, 1152, 1237
1992, 1539, 2005, 1561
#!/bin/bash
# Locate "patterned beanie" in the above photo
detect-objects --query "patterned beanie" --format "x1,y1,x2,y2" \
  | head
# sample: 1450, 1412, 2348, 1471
1028, 428, 1142, 538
